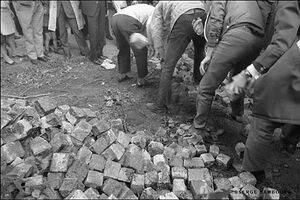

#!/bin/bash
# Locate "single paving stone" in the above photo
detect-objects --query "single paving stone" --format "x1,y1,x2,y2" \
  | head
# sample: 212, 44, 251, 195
131, 174, 145, 194
158, 171, 171, 190
30, 136, 52, 156
163, 147, 176, 162
45, 113, 61, 127
62, 121, 74, 134
209, 145, 220, 158
102, 178, 124, 197
103, 159, 121, 180
170, 156, 183, 167
200, 153, 215, 167
145, 171, 159, 188
84, 170, 104, 188
82, 108, 97, 118
91, 119, 110, 137
77, 146, 92, 164
43, 187, 61, 199
184, 157, 204, 168
9, 157, 33, 177
118, 167, 135, 183
89, 154, 106, 172
118, 185, 138, 199
59, 178, 78, 197
91, 137, 109, 154
177, 146, 196, 159
123, 144, 144, 173
131, 134, 147, 149
25, 175, 43, 188
66, 160, 89, 182
84, 188, 100, 199
102, 143, 125, 161
110, 118, 124, 131
153, 154, 166, 166
50, 133, 73, 152
230, 188, 245, 200
50, 153, 70, 172
104, 129, 117, 145
1, 112, 12, 129
99, 193, 108, 199
188, 168, 212, 187
235, 142, 245, 159
117, 131, 131, 148
47, 172, 64, 189
34, 97, 57, 116
262, 187, 280, 200
107, 194, 118, 199
141, 187, 159, 200
195, 144, 207, 156
172, 179, 187, 198
148, 141, 164, 156
214, 178, 232, 190
190, 180, 213, 199
70, 106, 86, 118
65, 111, 77, 125
159, 192, 179, 200
66, 189, 88, 199
216, 153, 231, 168
1, 141, 25, 163
58, 104, 70, 112
241, 184, 260, 200
171, 167, 187, 180
71, 120, 92, 142
229, 176, 246, 189
239, 172, 257, 186
6, 119, 32, 142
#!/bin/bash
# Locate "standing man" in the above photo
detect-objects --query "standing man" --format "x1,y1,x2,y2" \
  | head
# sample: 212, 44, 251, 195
49, 1, 89, 58
225, 1, 300, 181
81, 1, 107, 64
192, 1, 265, 135
13, 1, 48, 65
146, 1, 208, 113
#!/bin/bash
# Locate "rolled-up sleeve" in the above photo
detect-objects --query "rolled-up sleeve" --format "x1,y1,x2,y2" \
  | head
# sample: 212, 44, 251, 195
151, 2, 165, 49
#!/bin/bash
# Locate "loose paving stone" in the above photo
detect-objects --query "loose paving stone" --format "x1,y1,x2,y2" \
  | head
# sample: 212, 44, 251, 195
123, 144, 144, 172
229, 176, 246, 189
153, 154, 166, 166
209, 145, 220, 158
110, 118, 124, 131
62, 121, 74, 134
50, 153, 70, 172
84, 170, 103, 188
235, 142, 245, 159
66, 189, 88, 199
89, 154, 106, 172
117, 131, 131, 148
102, 178, 124, 197
50, 133, 73, 152
239, 172, 257, 186
25, 175, 43, 188
84, 188, 100, 199
104, 129, 117, 145
7, 119, 33, 142
184, 157, 205, 168
172, 179, 187, 198
195, 144, 207, 156
118, 185, 138, 199
66, 160, 89, 182
141, 187, 159, 199
47, 172, 64, 189
34, 97, 57, 116
65, 111, 77, 125
230, 188, 245, 200
92, 137, 109, 155
145, 171, 159, 188
148, 141, 164, 156
107, 194, 118, 199
91, 119, 110, 137
43, 187, 61, 199
1, 112, 12, 129
82, 108, 97, 118
170, 156, 183, 167
216, 153, 231, 168
163, 146, 176, 162
262, 187, 280, 200
241, 184, 260, 199
188, 168, 212, 187
103, 159, 121, 179
171, 167, 188, 180
77, 146, 92, 164
158, 170, 171, 190
200, 153, 215, 167
31, 189, 41, 198
99, 193, 109, 199
131, 174, 145, 194
70, 106, 86, 118
177, 146, 196, 159
59, 178, 78, 197
45, 113, 61, 127
118, 167, 135, 183
159, 192, 179, 200
71, 120, 92, 142
214, 178, 232, 190
102, 143, 125, 161
131, 134, 147, 149
9, 157, 33, 177
30, 136, 52, 155
1, 141, 25, 163
190, 180, 213, 199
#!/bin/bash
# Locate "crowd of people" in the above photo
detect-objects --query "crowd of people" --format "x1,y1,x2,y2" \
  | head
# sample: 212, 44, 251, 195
1, 0, 300, 184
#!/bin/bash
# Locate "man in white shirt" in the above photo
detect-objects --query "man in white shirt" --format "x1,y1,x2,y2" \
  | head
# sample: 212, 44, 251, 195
111, 3, 154, 86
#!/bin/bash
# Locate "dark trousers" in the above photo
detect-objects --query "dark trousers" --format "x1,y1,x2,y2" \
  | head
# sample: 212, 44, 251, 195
194, 26, 263, 129
243, 118, 300, 171
111, 15, 148, 78
86, 2, 106, 61
157, 11, 206, 107
57, 10, 89, 56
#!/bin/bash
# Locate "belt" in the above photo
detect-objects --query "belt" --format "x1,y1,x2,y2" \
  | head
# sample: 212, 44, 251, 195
184, 8, 204, 15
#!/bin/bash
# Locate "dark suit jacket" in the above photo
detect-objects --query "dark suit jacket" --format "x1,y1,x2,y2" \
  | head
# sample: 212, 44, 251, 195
81, 1, 106, 17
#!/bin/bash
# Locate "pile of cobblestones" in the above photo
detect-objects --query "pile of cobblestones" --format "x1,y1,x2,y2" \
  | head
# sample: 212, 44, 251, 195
1, 97, 279, 199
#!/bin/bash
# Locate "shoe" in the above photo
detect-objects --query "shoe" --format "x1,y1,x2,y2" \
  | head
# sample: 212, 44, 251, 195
38, 56, 50, 62
146, 103, 167, 114
118, 74, 133, 82
250, 170, 265, 183
92, 58, 103, 65
30, 59, 38, 65
280, 135, 297, 154
99, 55, 108, 60
137, 78, 150, 87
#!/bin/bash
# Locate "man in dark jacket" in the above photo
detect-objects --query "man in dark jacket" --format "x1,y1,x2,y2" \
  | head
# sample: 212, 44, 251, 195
193, 1, 265, 134
226, 1, 300, 181
81, 1, 107, 64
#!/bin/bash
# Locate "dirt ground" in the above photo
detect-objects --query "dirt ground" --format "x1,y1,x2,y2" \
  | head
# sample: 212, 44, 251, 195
1, 32, 299, 199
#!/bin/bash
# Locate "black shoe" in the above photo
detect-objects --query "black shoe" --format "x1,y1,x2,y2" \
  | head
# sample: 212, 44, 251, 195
280, 135, 297, 154
146, 103, 166, 114
30, 59, 38, 65
251, 170, 265, 183
38, 56, 50, 62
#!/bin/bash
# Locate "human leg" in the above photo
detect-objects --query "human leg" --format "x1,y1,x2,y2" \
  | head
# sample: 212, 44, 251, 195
32, 2, 44, 58
6, 34, 17, 57
57, 10, 70, 57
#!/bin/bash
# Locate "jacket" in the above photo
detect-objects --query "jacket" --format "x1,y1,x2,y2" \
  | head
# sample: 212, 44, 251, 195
80, 1, 107, 17
150, 1, 207, 49
48, 1, 85, 31
205, 1, 265, 48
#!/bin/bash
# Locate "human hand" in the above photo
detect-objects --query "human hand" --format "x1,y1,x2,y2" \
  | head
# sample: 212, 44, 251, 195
192, 17, 204, 36
154, 47, 164, 59
129, 33, 148, 49
200, 47, 213, 75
